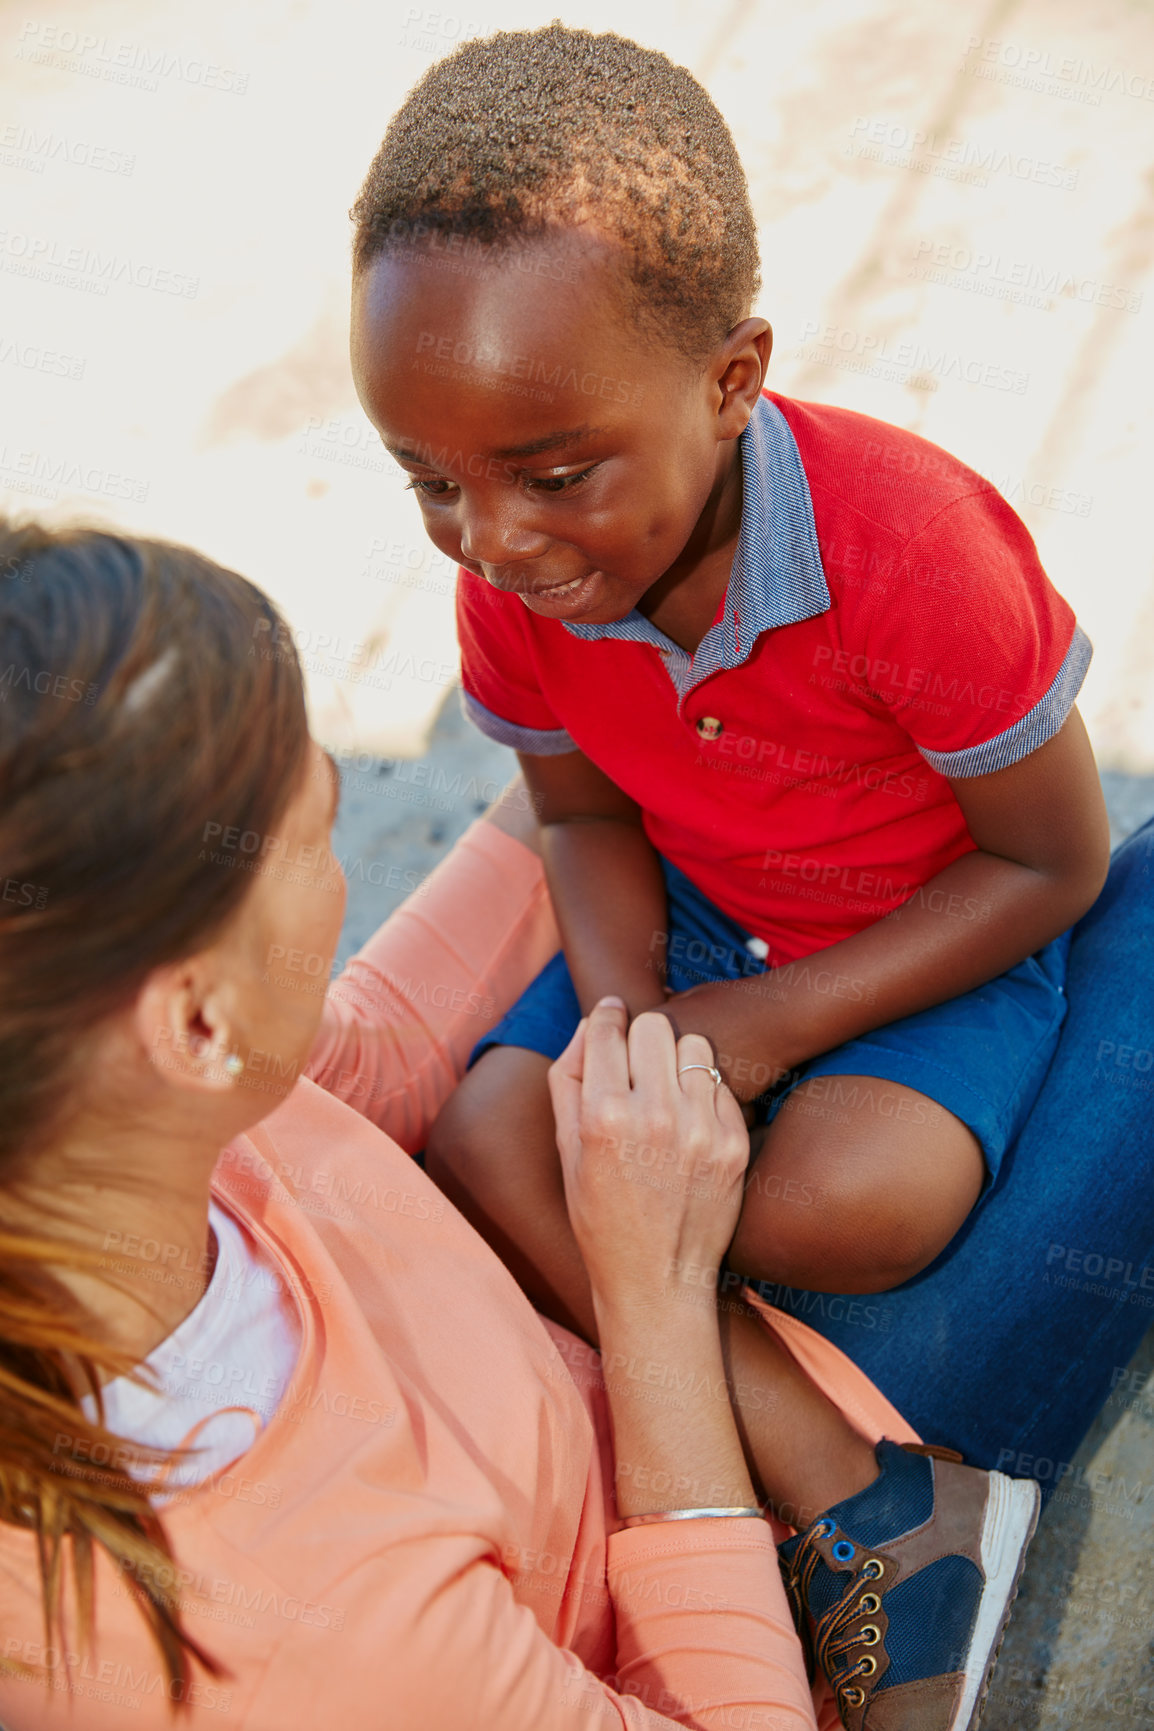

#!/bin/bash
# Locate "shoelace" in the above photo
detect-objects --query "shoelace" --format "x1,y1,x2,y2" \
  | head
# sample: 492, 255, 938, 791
783, 1522, 885, 1716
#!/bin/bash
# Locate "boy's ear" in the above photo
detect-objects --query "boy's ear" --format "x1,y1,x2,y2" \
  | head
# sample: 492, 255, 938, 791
713, 319, 773, 438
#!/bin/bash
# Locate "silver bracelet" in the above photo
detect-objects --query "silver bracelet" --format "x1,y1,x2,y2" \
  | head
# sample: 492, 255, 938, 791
620, 1505, 765, 1527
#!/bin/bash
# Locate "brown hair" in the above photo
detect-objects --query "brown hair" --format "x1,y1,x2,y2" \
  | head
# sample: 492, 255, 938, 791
0, 520, 311, 1699
351, 23, 761, 361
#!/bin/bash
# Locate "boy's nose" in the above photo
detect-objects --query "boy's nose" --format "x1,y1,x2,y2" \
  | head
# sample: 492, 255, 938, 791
458, 499, 549, 569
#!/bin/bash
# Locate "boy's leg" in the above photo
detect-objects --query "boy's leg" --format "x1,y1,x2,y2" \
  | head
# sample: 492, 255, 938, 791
728, 927, 1070, 1296
729, 1078, 986, 1293
425, 1046, 597, 1338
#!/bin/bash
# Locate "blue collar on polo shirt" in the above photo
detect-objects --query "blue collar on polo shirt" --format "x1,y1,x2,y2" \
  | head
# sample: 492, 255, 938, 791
562, 393, 829, 706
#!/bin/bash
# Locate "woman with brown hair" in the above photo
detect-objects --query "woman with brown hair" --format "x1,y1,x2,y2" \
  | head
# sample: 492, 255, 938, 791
0, 519, 1097, 1731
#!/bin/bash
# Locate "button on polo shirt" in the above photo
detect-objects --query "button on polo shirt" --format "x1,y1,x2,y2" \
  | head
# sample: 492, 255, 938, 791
458, 391, 1090, 966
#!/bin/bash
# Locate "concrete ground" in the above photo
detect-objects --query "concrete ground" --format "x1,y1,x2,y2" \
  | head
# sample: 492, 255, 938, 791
331, 699, 1154, 1731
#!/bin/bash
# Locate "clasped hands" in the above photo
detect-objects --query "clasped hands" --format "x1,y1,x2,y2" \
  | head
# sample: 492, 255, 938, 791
547, 998, 750, 1316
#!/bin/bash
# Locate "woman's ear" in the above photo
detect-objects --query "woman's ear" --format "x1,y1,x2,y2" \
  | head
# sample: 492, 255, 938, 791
714, 319, 773, 437
134, 960, 246, 1095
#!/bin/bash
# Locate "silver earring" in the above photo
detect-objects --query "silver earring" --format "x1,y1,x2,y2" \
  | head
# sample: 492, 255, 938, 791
222, 1052, 245, 1080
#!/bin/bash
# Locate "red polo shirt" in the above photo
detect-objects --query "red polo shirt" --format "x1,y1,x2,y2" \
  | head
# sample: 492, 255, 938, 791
458, 392, 1089, 966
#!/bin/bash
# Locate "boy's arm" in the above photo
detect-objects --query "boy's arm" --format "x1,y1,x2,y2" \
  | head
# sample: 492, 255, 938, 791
664, 708, 1111, 1100
517, 748, 671, 1015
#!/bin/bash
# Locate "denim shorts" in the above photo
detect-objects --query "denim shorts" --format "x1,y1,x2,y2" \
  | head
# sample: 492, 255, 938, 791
469, 855, 1072, 1188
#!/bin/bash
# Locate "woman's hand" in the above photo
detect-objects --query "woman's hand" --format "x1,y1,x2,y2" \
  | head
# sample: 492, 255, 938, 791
549, 997, 760, 1519
547, 998, 749, 1319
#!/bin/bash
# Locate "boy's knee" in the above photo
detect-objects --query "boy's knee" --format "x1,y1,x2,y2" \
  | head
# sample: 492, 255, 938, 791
731, 1178, 940, 1294
728, 1171, 826, 1285
426, 1046, 556, 1189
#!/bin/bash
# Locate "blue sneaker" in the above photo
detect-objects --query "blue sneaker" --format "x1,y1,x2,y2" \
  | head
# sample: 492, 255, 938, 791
779, 1440, 1039, 1731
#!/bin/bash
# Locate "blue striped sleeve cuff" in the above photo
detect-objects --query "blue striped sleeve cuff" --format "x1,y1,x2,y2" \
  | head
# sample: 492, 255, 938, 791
460, 688, 578, 755
919, 625, 1092, 778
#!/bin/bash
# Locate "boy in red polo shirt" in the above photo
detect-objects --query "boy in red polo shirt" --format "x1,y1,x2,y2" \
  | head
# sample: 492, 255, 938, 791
351, 25, 1109, 1728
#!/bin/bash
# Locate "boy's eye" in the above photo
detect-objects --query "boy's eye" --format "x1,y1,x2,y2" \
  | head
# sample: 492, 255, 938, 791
404, 475, 455, 498
402, 463, 598, 498
526, 465, 598, 493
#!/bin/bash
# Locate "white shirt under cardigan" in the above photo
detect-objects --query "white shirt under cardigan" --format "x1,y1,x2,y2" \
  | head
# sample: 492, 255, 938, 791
83, 1200, 300, 1494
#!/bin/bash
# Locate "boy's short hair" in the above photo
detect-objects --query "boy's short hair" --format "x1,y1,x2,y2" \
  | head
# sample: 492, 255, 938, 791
351, 23, 761, 361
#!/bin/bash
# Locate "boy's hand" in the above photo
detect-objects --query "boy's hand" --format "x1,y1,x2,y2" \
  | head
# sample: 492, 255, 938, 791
659, 979, 786, 1102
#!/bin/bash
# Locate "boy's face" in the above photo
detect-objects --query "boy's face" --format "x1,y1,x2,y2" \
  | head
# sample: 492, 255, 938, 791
351, 231, 766, 624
